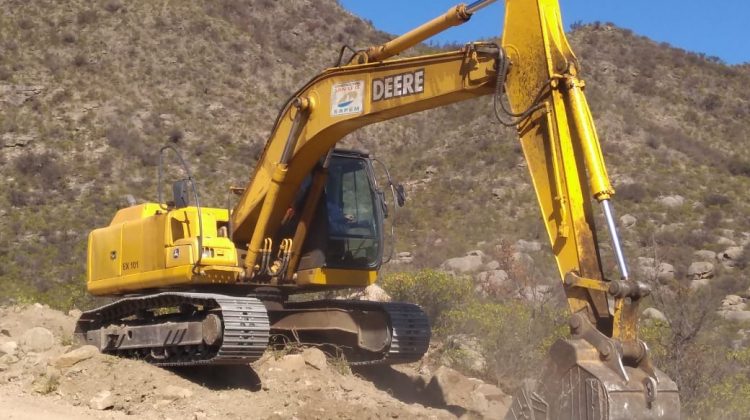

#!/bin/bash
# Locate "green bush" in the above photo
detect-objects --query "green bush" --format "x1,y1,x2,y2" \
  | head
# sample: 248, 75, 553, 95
380, 269, 473, 326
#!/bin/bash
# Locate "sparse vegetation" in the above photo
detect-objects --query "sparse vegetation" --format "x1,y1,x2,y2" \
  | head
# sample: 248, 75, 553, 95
2, 2, 750, 418
380, 270, 473, 326
382, 269, 566, 392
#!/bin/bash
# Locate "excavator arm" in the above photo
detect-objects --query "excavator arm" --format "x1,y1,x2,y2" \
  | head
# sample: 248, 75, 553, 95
230, 40, 499, 276
498, 1, 680, 418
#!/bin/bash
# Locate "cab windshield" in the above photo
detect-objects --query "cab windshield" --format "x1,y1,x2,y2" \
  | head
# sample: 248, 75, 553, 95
324, 156, 381, 268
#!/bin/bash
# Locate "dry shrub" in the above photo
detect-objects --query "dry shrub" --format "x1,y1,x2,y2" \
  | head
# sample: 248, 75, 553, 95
76, 10, 98, 26
14, 151, 65, 188
106, 124, 140, 149
703, 193, 730, 207
617, 182, 649, 202
644, 282, 750, 418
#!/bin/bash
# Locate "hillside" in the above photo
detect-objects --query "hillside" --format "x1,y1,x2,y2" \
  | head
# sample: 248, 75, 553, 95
2, 0, 750, 417
0, 303, 512, 419
3, 1, 750, 297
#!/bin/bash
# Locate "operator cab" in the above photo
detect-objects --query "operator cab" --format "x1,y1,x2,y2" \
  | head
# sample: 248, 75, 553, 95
297, 150, 385, 272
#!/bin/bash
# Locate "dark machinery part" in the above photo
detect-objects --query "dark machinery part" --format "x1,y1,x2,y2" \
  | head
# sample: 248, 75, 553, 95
75, 293, 429, 367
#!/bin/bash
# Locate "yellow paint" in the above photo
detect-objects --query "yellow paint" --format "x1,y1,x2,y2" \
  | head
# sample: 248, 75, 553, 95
87, 204, 240, 295
502, 0, 623, 335
296, 267, 377, 287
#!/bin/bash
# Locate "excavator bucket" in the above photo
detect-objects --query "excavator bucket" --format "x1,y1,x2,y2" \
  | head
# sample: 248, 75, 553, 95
505, 337, 680, 419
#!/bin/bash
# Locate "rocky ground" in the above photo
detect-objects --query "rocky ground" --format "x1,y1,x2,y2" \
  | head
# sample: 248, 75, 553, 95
0, 304, 511, 420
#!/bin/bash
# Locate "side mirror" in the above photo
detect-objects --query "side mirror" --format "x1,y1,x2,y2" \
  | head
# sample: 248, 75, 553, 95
395, 184, 406, 207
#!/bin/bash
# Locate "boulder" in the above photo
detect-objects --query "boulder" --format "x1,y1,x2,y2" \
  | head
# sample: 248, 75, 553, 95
426, 366, 510, 418
517, 285, 553, 303
426, 366, 476, 407
474, 383, 512, 419
159, 385, 193, 400
441, 254, 484, 273
637, 257, 675, 283
687, 261, 714, 280
349, 284, 391, 302
515, 240, 541, 253
693, 250, 716, 262
394, 251, 414, 264
276, 354, 306, 372
467, 250, 486, 259
475, 270, 509, 297
301, 347, 327, 371
658, 195, 684, 208
642, 308, 668, 323
721, 295, 746, 309
655, 263, 676, 282
89, 390, 114, 410
484, 260, 501, 271
20, 327, 55, 353
425, 165, 438, 176
0, 341, 18, 357
620, 214, 637, 228
53, 345, 99, 369
719, 246, 744, 268
719, 229, 736, 239
717, 236, 738, 247
0, 353, 19, 365
690, 279, 710, 290
511, 252, 534, 268
441, 335, 487, 377
659, 194, 685, 209
720, 311, 750, 322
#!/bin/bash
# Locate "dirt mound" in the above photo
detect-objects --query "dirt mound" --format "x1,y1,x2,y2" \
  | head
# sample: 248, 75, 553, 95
0, 304, 508, 419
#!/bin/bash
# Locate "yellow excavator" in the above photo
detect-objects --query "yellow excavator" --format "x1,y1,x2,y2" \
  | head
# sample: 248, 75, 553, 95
75, 0, 680, 418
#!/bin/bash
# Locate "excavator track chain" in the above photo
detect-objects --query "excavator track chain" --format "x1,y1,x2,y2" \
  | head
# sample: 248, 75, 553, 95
279, 300, 430, 366
74, 292, 270, 366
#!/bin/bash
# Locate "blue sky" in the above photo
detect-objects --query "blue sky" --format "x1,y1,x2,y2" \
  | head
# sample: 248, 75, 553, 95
340, 0, 749, 65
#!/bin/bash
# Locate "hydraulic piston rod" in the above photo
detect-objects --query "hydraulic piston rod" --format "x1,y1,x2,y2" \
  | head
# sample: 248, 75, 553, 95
602, 199, 629, 280
358, 1, 498, 63
466, 0, 497, 14
562, 76, 630, 280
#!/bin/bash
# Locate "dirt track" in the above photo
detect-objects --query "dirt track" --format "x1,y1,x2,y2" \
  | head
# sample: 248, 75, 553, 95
0, 304, 476, 419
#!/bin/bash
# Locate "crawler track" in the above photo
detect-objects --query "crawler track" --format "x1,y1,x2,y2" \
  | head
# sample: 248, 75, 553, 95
75, 292, 269, 366
76, 293, 429, 366
281, 300, 431, 366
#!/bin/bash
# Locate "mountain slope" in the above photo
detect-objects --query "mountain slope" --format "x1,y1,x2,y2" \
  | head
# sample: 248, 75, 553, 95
3, 2, 750, 417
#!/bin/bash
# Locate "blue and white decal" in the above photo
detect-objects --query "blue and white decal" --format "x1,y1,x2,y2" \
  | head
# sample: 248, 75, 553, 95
331, 80, 364, 117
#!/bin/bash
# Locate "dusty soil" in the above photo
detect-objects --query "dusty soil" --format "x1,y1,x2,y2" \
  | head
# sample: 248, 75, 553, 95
0, 304, 494, 420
